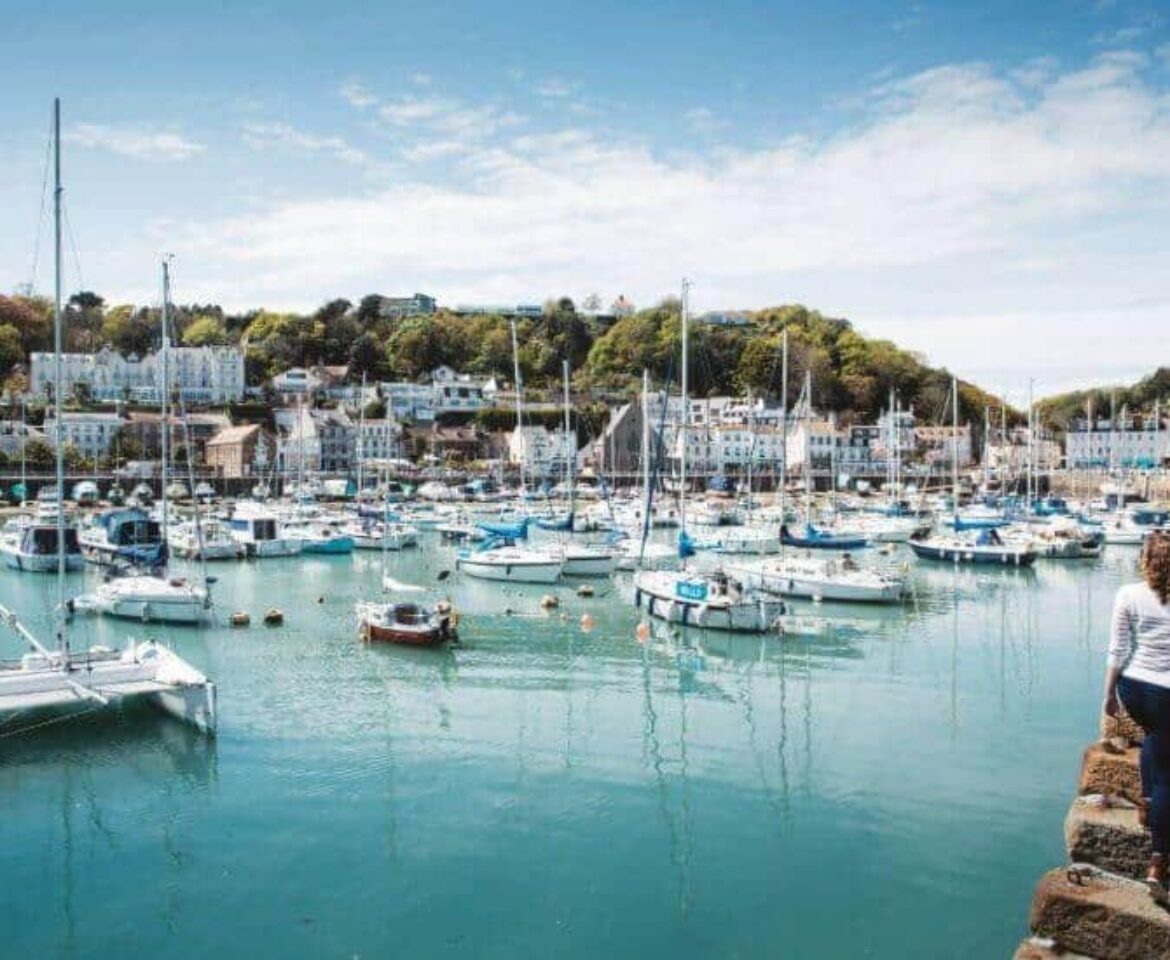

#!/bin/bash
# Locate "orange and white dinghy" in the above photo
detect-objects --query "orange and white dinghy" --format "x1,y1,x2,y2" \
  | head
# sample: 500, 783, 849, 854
356, 600, 457, 647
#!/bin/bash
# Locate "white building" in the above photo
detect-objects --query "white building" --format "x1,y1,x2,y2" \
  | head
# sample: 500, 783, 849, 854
381, 382, 435, 422
0, 421, 45, 459
42, 412, 124, 459
275, 407, 321, 474
509, 425, 576, 478
355, 417, 404, 464
1065, 416, 1168, 469
272, 367, 320, 397
29, 343, 244, 405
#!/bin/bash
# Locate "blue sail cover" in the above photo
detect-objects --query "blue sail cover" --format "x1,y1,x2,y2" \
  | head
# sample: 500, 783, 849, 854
678, 530, 697, 559
117, 540, 168, 570
478, 517, 530, 539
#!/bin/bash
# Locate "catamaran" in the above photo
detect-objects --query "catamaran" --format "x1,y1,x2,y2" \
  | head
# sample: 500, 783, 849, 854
0, 100, 216, 736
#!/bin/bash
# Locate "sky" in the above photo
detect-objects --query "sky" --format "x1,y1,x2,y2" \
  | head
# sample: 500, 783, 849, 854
1, 0, 1168, 403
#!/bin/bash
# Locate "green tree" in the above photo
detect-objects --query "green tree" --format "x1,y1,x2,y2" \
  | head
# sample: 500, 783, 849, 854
0, 295, 52, 355
0, 323, 26, 375
182, 314, 229, 346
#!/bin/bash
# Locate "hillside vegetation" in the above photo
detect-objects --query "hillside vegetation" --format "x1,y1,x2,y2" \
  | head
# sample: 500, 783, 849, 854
0, 292, 1011, 426
1037, 368, 1170, 430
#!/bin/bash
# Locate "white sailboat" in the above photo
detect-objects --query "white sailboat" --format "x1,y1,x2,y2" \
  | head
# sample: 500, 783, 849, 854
728, 332, 907, 603
75, 259, 213, 623
457, 321, 565, 584
0, 498, 84, 572
633, 280, 786, 633
0, 101, 216, 735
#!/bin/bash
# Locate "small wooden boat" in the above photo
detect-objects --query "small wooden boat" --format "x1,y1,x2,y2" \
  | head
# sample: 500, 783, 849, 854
356, 600, 456, 646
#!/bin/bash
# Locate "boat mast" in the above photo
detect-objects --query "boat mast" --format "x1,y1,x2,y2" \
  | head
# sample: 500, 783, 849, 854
356, 372, 366, 499
641, 368, 650, 514
951, 376, 959, 509
1027, 378, 1035, 505
803, 370, 812, 526
679, 278, 690, 534
52, 97, 67, 658
510, 320, 525, 497
745, 388, 754, 526
562, 359, 573, 521
779, 329, 788, 553
160, 258, 171, 541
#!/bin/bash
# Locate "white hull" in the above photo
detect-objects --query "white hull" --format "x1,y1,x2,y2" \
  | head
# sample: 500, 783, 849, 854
456, 551, 563, 583
633, 571, 786, 633
729, 560, 905, 603
1, 548, 85, 572
560, 550, 618, 576
79, 577, 210, 624
239, 537, 303, 558
0, 642, 216, 734
171, 541, 243, 561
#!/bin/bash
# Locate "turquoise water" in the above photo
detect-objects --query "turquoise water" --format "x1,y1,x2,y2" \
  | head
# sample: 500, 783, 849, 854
0, 537, 1136, 959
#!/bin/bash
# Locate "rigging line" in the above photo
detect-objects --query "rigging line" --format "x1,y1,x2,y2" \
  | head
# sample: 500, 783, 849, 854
27, 111, 55, 293
61, 201, 85, 293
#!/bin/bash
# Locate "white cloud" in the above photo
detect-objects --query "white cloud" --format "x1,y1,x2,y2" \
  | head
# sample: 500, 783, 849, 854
340, 82, 378, 109
400, 140, 473, 163
535, 78, 574, 99
241, 122, 372, 167
65, 123, 205, 161
167, 53, 1170, 385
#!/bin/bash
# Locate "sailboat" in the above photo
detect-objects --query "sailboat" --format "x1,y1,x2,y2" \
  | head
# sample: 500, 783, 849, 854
909, 378, 1036, 566
355, 503, 457, 646
74, 259, 213, 622
0, 100, 216, 733
633, 280, 787, 632
456, 321, 564, 584
544, 361, 617, 576
726, 332, 907, 604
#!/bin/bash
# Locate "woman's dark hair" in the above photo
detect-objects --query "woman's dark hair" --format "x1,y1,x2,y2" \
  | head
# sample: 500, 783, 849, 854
1141, 531, 1170, 604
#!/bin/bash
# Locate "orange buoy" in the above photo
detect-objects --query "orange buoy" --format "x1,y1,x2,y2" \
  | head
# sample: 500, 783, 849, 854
635, 621, 651, 643
580, 613, 595, 633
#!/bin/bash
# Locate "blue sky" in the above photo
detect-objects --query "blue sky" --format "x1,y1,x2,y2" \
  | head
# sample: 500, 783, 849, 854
2, 0, 1169, 401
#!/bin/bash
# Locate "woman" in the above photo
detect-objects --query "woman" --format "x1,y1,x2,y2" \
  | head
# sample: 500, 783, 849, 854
1104, 530, 1170, 900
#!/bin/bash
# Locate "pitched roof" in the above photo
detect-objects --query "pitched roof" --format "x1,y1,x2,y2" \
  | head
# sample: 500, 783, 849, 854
207, 424, 261, 446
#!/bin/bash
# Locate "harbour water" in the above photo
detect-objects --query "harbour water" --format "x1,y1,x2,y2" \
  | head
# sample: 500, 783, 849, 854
1, 537, 1136, 958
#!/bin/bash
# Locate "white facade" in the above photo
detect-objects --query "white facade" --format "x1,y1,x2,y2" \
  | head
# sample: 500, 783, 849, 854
914, 426, 973, 467
42, 412, 124, 458
1065, 418, 1168, 469
0, 421, 46, 459
29, 343, 244, 405
381, 382, 436, 422
355, 418, 403, 463
509, 425, 577, 478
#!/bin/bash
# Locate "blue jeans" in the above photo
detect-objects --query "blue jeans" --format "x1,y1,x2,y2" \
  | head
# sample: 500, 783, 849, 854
1118, 675, 1170, 856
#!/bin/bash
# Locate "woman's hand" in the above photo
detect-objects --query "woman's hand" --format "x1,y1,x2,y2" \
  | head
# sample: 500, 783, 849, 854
1104, 690, 1121, 718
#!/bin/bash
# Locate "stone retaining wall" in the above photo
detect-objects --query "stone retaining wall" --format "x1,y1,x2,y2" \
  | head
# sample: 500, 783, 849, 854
1014, 711, 1170, 958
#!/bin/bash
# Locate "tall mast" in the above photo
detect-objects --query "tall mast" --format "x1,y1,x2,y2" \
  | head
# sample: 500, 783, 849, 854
1027, 378, 1035, 504
160, 257, 171, 538
951, 376, 959, 506
641, 369, 650, 509
510, 320, 525, 495
52, 98, 67, 657
803, 369, 812, 525
779, 329, 788, 550
679, 278, 690, 533
357, 371, 367, 498
562, 358, 573, 518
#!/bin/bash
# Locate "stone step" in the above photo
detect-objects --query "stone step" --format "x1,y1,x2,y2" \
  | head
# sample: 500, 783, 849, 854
1100, 708, 1144, 747
1078, 743, 1142, 802
1013, 935, 1094, 959
1030, 866, 1170, 960
1065, 796, 1149, 880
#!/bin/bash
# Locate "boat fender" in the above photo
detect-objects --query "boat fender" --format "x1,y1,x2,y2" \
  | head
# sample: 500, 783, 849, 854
540, 594, 559, 610
230, 612, 251, 627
